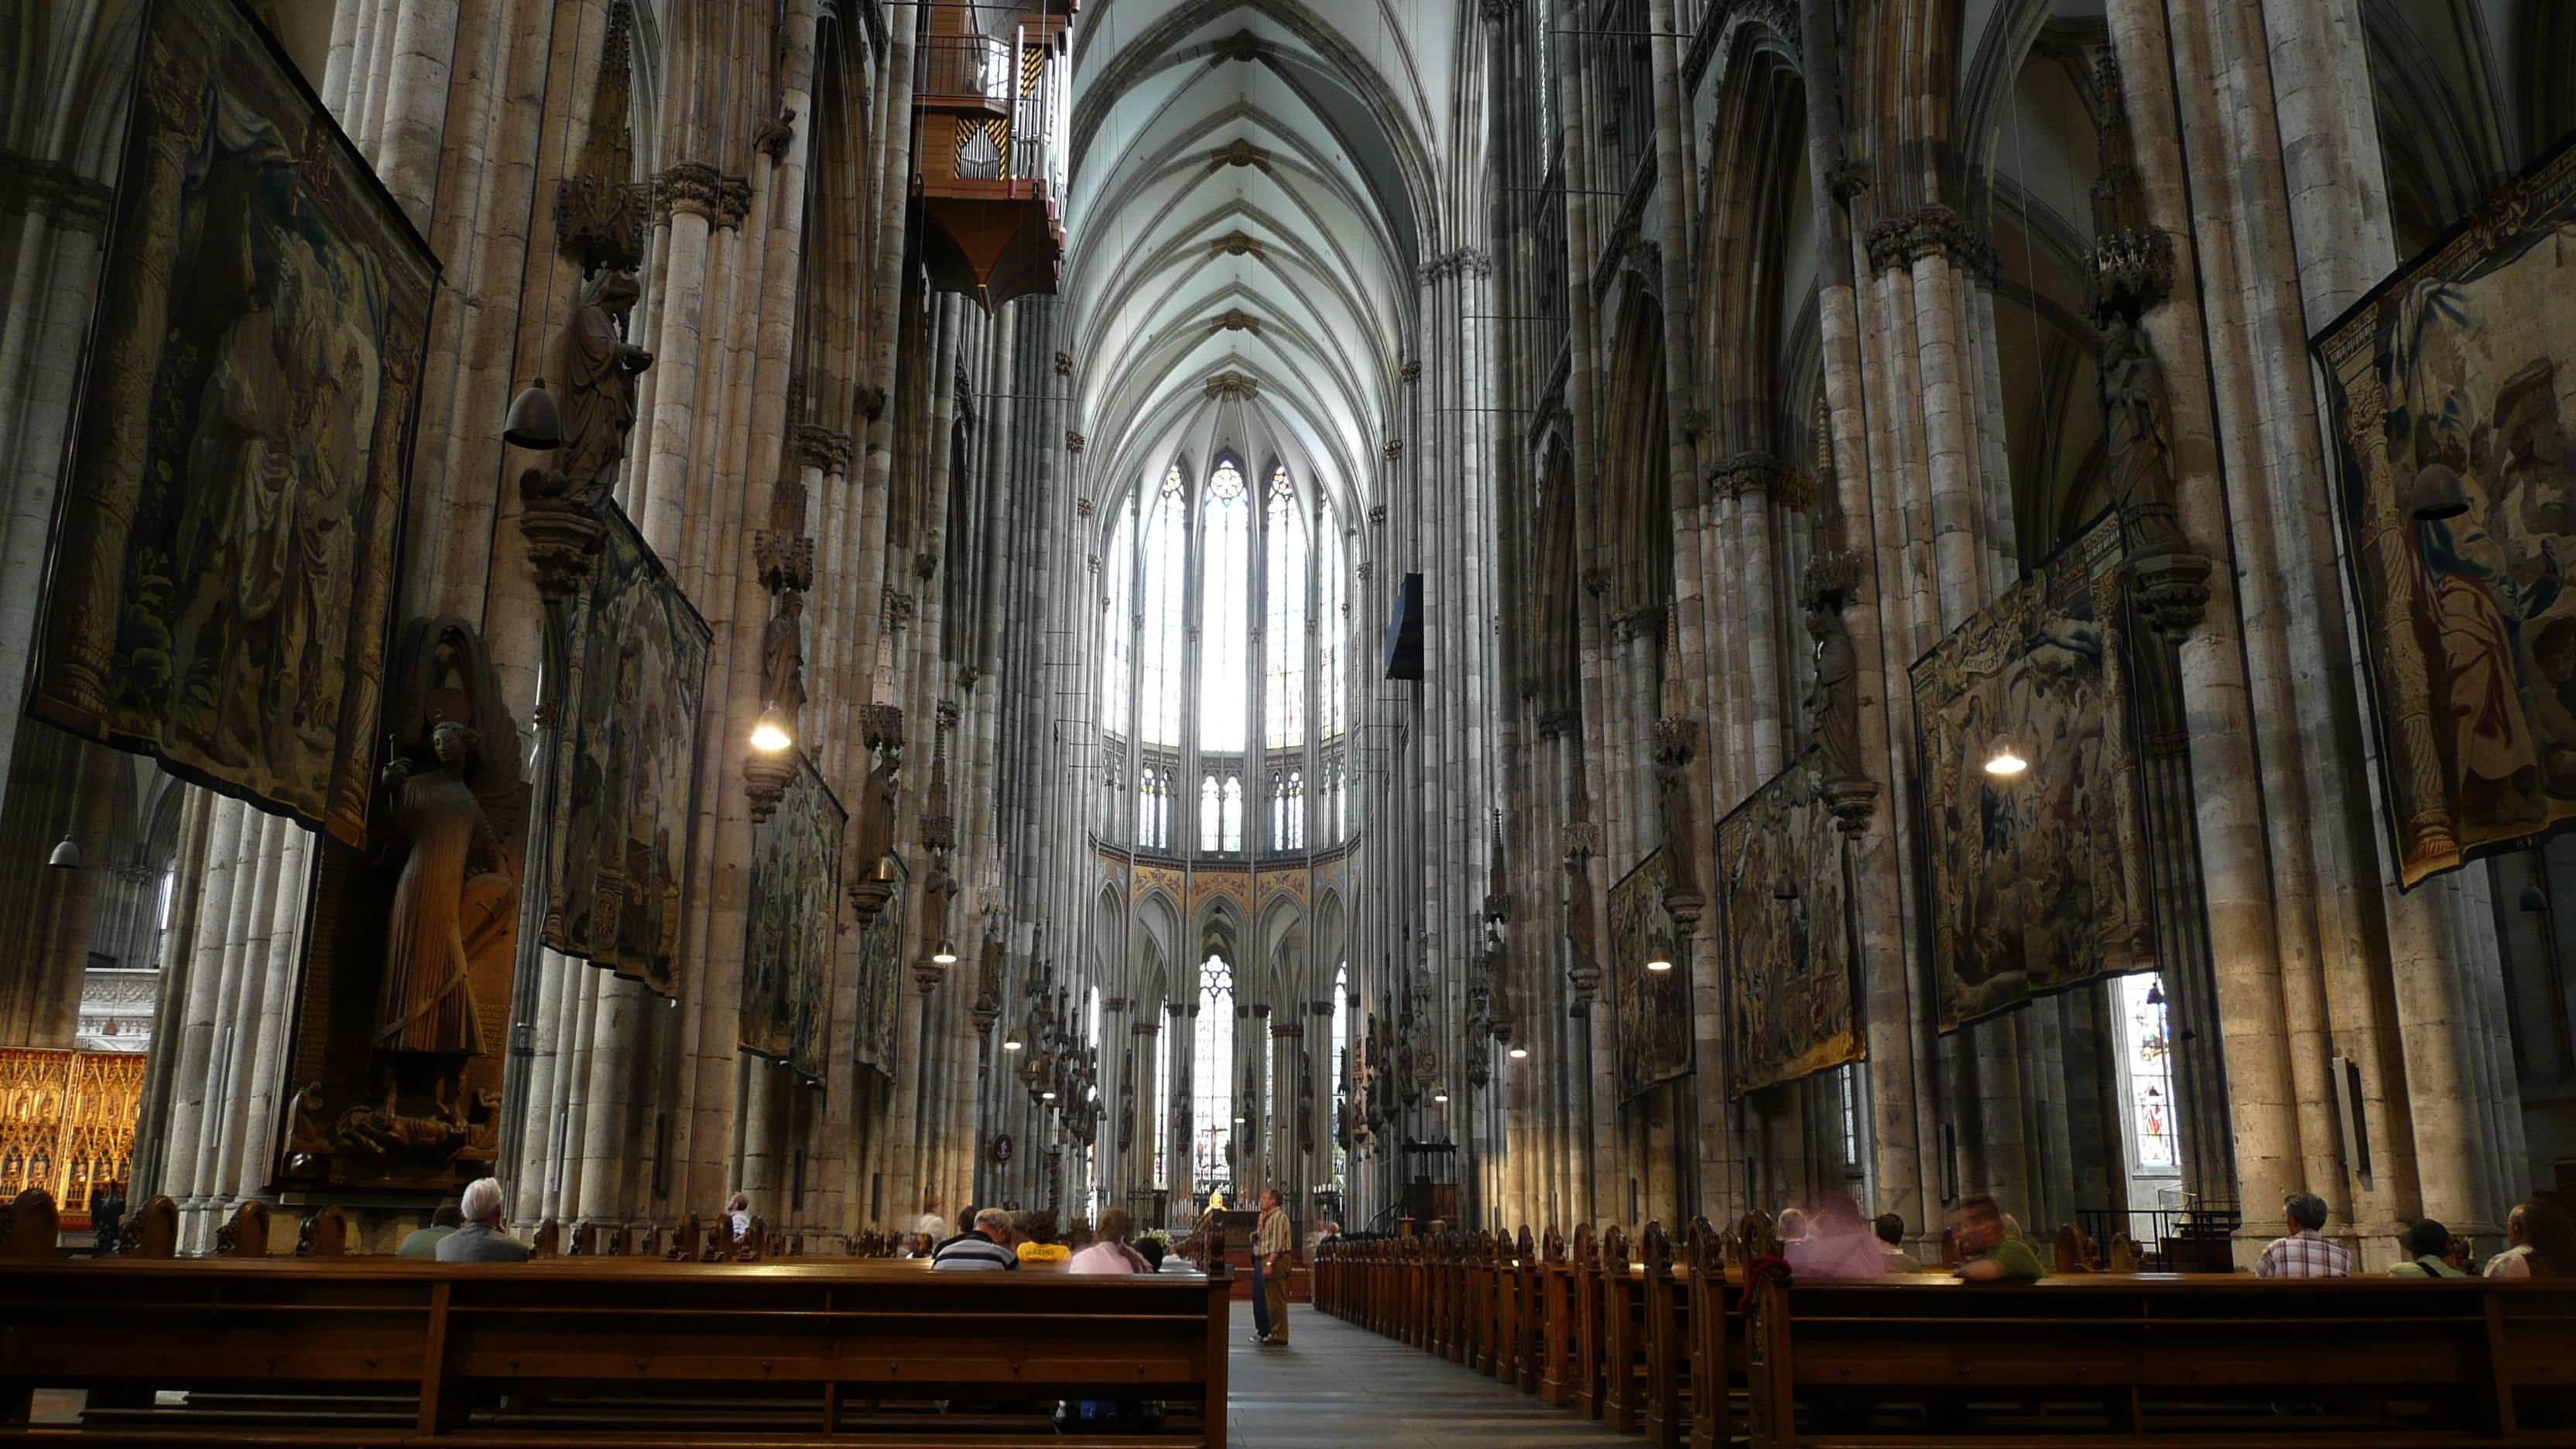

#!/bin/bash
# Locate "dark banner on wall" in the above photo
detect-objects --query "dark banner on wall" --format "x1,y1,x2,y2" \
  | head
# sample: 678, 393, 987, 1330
742, 754, 842, 1084
1715, 755, 1861, 1098
29, 0, 435, 847
1911, 516, 2156, 1032
543, 503, 710, 996
1608, 848, 1693, 1101
851, 853, 908, 1083
2314, 134, 2576, 887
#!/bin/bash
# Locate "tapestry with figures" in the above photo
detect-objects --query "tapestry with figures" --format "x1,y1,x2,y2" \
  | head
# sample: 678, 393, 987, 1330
28, 0, 435, 847
741, 753, 843, 1084
1715, 754, 1861, 1098
851, 852, 908, 1082
544, 502, 710, 996
2314, 133, 2576, 886
1607, 848, 1693, 1101
1911, 516, 2156, 1032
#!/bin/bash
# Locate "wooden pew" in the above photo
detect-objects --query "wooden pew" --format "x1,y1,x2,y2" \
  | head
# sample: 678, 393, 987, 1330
1600, 1226, 1646, 1433
1683, 1219, 1739, 1449
1639, 1222, 1690, 1449
1737, 1272, 2576, 1447
1512, 1227, 1543, 1394
1570, 1223, 1608, 1420
0, 1255, 1236, 1448
1539, 1227, 1575, 1406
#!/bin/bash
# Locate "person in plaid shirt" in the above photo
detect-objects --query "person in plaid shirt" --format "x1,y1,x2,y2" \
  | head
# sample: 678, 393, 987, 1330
2255, 1192, 2354, 1277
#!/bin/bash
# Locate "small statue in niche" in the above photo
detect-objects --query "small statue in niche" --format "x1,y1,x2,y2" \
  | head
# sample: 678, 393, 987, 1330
762, 590, 808, 717
1807, 581, 1862, 783
557, 269, 653, 504
375, 618, 526, 1065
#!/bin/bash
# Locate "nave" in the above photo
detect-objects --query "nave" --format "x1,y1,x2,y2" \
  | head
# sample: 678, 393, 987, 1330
4, 0, 2576, 1440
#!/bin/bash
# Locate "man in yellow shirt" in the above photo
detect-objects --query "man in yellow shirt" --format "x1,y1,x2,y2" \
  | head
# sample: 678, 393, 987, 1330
1252, 1190, 1294, 1345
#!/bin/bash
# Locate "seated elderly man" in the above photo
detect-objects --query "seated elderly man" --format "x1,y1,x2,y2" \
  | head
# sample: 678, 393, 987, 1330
933, 1206, 1021, 1270
436, 1177, 530, 1262
2255, 1192, 2352, 1278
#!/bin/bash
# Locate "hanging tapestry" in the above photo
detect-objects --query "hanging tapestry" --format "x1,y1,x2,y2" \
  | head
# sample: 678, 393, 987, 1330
28, 0, 435, 847
2314, 135, 2576, 886
1607, 848, 1694, 1101
851, 853, 909, 1081
1714, 753, 1861, 1098
1912, 516, 2155, 1032
741, 753, 843, 1084
543, 503, 711, 996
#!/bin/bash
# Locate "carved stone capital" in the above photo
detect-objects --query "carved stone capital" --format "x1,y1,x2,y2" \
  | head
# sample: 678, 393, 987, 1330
1823, 773, 1881, 838
2126, 544, 2214, 638
659, 161, 724, 218
518, 470, 605, 600
716, 175, 752, 230
860, 704, 903, 752
1065, 430, 1086, 454
792, 424, 854, 472
743, 751, 795, 824
1864, 204, 1998, 281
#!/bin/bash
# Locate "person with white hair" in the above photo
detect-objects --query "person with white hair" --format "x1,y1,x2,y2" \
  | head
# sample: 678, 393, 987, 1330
436, 1177, 530, 1262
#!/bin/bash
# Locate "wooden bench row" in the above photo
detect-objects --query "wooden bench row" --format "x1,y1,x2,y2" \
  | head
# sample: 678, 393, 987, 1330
1314, 1220, 2576, 1446
3, 1188, 907, 1263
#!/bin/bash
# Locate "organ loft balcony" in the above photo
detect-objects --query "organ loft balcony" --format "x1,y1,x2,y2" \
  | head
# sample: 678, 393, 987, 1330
913, 0, 1073, 311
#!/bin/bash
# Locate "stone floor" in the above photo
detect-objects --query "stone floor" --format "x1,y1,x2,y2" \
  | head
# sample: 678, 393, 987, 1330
1226, 1300, 1628, 1449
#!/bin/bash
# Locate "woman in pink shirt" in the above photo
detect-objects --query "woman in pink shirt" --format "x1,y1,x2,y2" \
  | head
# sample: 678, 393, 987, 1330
1069, 1208, 1155, 1273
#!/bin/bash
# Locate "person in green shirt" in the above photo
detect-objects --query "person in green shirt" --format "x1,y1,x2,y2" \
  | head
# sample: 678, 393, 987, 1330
1953, 1194, 2045, 1280
2389, 1217, 2468, 1277
396, 1200, 464, 1259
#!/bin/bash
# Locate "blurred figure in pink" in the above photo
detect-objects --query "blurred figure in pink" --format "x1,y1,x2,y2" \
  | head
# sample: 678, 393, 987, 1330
1785, 1193, 1886, 1279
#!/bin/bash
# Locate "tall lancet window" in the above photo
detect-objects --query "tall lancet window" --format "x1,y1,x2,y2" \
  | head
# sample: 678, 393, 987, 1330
1264, 467, 1305, 750
1319, 518, 1347, 742
1138, 467, 1187, 748
1194, 955, 1235, 1193
1101, 493, 1135, 735
1200, 461, 1252, 750
1099, 454, 1351, 858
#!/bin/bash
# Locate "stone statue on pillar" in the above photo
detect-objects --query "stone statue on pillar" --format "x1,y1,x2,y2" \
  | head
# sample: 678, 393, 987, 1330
557, 270, 653, 505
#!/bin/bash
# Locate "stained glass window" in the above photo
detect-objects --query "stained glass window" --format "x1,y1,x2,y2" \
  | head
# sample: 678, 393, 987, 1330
1199, 461, 1251, 751
1139, 468, 1186, 748
1194, 956, 1235, 1193
1102, 457, 1350, 855
1101, 493, 1134, 736
1265, 468, 1306, 749
2117, 973, 2179, 1171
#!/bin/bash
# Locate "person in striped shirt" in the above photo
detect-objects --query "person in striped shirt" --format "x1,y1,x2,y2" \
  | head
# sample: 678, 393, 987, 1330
2255, 1192, 2353, 1277
932, 1206, 1021, 1270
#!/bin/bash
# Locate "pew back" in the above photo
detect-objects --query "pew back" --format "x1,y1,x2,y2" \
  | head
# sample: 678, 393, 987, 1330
0, 1255, 1234, 1447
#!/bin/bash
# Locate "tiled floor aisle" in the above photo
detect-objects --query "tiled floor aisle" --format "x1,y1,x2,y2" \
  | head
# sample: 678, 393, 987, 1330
1226, 1300, 1629, 1448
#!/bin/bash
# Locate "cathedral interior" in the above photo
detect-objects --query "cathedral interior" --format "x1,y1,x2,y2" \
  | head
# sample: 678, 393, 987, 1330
2, 0, 2576, 1380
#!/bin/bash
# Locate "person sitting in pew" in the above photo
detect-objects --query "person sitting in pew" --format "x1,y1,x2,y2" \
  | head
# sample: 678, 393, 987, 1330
2255, 1192, 2352, 1277
724, 1192, 754, 1241
1951, 1194, 2044, 1280
1786, 1193, 1886, 1278
1069, 1208, 1153, 1273
2389, 1217, 2468, 1276
1874, 1212, 1923, 1273
2485, 1200, 2576, 1277
398, 1199, 464, 1258
933, 1206, 1021, 1270
437, 1178, 530, 1262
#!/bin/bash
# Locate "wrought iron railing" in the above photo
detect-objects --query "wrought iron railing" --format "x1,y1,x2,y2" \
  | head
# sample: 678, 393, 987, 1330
914, 32, 1009, 111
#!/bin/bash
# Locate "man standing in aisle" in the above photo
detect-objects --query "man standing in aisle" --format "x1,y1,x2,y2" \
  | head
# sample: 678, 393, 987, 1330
1252, 1190, 1293, 1345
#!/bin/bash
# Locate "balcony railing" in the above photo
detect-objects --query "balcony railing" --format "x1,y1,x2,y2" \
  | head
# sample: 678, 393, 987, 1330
915, 33, 1010, 113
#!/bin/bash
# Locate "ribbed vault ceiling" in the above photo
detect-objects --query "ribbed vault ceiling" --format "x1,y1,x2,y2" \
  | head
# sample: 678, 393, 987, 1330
1067, 0, 1456, 522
